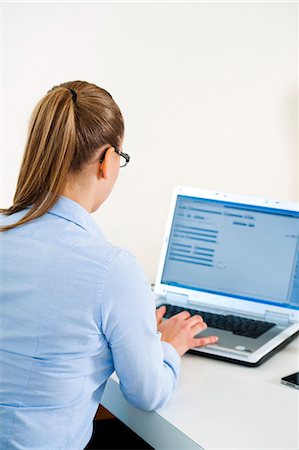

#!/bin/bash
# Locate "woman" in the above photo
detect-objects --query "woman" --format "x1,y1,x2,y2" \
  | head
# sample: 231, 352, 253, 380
0, 81, 218, 449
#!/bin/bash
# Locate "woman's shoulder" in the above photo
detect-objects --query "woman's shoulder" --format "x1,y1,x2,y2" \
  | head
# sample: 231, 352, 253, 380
0, 209, 28, 226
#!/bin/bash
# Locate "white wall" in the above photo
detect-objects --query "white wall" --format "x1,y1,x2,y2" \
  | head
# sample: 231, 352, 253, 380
1, 2, 298, 281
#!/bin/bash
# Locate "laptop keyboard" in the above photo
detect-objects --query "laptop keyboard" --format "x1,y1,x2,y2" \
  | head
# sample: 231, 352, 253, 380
159, 304, 276, 339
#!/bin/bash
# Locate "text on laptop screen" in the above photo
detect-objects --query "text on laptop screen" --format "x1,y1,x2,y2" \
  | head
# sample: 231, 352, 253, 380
161, 195, 299, 309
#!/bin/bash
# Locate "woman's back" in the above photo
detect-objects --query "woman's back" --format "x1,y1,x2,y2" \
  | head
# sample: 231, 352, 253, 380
0, 196, 120, 448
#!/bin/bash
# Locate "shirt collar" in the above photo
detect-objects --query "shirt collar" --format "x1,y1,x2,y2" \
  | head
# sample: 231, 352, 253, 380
48, 196, 103, 237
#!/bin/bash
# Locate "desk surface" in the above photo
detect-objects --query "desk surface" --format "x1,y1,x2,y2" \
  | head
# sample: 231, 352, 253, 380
101, 337, 299, 450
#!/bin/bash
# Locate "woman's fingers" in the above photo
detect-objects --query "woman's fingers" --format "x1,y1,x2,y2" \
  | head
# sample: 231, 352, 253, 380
174, 310, 191, 320
190, 321, 207, 336
192, 335, 219, 347
190, 317, 219, 346
186, 314, 204, 327
155, 305, 166, 325
173, 312, 204, 324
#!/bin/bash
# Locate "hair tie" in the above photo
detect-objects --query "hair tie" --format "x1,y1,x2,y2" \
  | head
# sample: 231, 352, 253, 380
68, 88, 77, 103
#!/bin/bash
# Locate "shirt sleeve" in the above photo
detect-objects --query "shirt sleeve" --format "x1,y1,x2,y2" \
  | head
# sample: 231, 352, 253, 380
99, 248, 181, 411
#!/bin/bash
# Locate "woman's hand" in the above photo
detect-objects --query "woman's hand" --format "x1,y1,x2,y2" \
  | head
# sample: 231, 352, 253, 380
155, 305, 218, 356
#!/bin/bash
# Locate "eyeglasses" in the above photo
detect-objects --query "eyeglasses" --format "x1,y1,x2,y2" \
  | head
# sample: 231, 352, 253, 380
114, 147, 130, 167
99, 146, 130, 168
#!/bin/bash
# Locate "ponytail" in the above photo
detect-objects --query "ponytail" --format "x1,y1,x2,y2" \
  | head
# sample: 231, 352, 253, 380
0, 81, 124, 231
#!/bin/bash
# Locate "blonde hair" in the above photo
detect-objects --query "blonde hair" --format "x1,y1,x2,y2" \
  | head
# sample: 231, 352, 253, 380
0, 81, 124, 232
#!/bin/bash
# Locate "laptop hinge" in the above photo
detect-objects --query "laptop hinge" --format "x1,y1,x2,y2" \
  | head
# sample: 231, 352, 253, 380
264, 310, 290, 326
166, 291, 188, 306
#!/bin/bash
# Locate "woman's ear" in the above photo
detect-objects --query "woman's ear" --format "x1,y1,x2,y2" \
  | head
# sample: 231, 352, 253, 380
98, 147, 114, 180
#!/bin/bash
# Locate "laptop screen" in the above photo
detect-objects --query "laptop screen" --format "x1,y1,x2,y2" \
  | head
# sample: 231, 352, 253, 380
161, 195, 299, 310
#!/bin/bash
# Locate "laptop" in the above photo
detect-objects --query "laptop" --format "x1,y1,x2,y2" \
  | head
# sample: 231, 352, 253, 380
154, 186, 299, 366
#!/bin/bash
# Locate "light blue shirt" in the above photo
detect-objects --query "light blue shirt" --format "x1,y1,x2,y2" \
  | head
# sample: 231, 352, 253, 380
0, 196, 180, 450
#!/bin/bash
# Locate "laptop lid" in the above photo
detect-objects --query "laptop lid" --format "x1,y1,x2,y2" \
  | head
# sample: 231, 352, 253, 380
154, 186, 299, 322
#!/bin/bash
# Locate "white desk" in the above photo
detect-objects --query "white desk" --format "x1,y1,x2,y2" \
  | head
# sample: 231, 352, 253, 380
101, 336, 299, 450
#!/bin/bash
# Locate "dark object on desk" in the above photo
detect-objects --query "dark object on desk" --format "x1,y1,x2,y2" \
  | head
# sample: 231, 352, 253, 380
281, 372, 299, 390
86, 418, 154, 449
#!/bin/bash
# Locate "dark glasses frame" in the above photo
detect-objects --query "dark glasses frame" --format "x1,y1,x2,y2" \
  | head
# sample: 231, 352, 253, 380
99, 146, 130, 168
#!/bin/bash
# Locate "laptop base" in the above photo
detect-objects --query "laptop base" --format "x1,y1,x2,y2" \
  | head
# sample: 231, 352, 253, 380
188, 330, 299, 367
